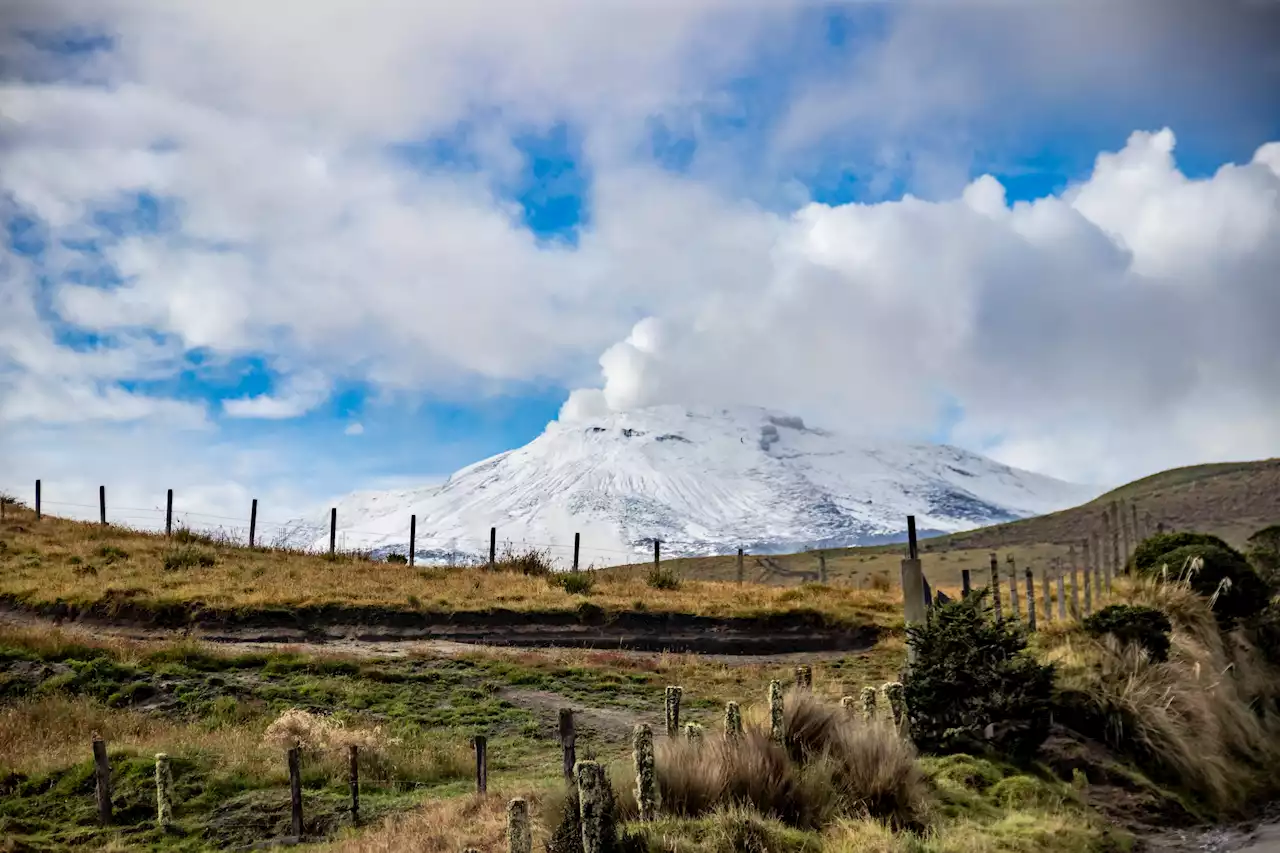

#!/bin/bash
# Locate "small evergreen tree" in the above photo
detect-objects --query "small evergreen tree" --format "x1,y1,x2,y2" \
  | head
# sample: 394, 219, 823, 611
903, 591, 1055, 761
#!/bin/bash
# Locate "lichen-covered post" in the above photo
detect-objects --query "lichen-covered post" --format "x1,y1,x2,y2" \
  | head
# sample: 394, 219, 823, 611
794, 664, 812, 690
155, 752, 173, 830
859, 685, 878, 722
882, 682, 906, 732
684, 722, 704, 744
768, 680, 784, 743
664, 686, 682, 738
724, 701, 743, 741
632, 724, 656, 822
576, 760, 606, 853
507, 797, 531, 853
840, 695, 856, 715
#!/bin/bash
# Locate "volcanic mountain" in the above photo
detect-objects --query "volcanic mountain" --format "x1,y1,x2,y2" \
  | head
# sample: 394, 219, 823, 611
315, 405, 1100, 565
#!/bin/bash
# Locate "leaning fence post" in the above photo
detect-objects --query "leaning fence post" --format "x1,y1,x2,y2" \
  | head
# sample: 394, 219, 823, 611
165, 489, 173, 537
1025, 568, 1036, 631
961, 569, 972, 598
249, 498, 258, 547
288, 746, 303, 838
558, 708, 576, 781
474, 735, 488, 795
93, 735, 112, 825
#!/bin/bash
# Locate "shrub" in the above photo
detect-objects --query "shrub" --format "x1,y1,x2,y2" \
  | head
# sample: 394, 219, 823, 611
1246, 525, 1280, 589
1129, 532, 1233, 574
1139, 543, 1268, 628
646, 567, 680, 590
1083, 604, 1172, 662
493, 546, 554, 577
903, 591, 1055, 761
553, 571, 595, 595
385, 552, 408, 565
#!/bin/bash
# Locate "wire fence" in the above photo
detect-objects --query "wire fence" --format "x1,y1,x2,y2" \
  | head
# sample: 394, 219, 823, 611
11, 481, 737, 571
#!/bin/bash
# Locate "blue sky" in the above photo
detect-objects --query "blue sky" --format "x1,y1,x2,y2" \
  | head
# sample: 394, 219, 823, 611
2, 1, 1279, 522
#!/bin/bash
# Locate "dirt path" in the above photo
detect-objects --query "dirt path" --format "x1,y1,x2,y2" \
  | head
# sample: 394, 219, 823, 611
0, 606, 878, 665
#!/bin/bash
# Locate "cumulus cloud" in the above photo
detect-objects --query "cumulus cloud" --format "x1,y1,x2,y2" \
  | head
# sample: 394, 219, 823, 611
562, 130, 1280, 484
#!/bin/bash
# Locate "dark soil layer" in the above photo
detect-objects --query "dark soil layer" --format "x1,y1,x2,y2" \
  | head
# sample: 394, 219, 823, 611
0, 594, 881, 655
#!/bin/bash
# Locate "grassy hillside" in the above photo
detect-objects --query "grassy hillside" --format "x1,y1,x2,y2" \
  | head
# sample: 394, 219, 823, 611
604, 457, 1280, 592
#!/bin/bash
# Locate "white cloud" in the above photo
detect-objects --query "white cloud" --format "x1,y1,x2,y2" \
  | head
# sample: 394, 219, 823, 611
563, 130, 1280, 485
222, 373, 331, 420
344, 423, 364, 436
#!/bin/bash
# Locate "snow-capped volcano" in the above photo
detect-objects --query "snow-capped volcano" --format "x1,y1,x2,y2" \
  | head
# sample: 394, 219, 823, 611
315, 405, 1100, 565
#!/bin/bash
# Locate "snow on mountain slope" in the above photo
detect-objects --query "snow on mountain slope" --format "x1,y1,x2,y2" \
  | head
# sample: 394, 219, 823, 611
313, 405, 1101, 565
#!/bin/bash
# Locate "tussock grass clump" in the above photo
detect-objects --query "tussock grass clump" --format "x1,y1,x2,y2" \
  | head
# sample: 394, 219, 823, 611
1083, 604, 1172, 662
553, 570, 596, 595
162, 545, 216, 571
647, 566, 681, 590
656, 691, 926, 830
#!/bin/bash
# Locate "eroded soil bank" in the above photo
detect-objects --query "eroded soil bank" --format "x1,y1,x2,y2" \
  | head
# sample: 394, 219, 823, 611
0, 595, 882, 656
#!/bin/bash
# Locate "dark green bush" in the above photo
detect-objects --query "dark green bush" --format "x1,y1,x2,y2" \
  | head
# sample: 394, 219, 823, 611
553, 571, 595, 595
1128, 532, 1232, 575
385, 553, 408, 565
1138, 543, 1268, 628
1246, 525, 1280, 590
903, 591, 1055, 762
1083, 604, 1172, 662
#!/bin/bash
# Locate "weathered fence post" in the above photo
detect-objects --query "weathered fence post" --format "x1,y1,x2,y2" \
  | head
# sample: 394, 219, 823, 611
901, 516, 926, 663
653, 538, 661, 577
508, 797, 532, 853
576, 761, 606, 853
818, 551, 827, 584
962, 569, 972, 598
989, 552, 1003, 621
736, 547, 744, 584
795, 664, 812, 690
768, 680, 784, 743
883, 682, 907, 734
1055, 560, 1067, 621
474, 735, 488, 795
1083, 563, 1093, 616
559, 708, 576, 782
1119, 500, 1132, 567
1069, 547, 1081, 619
288, 746, 303, 838
99, 485, 107, 525
724, 702, 743, 740
860, 685, 878, 721
155, 752, 173, 830
409, 514, 416, 567
1039, 563, 1049, 617
840, 696, 856, 715
489, 527, 497, 569
34, 479, 41, 520
93, 735, 112, 825
1109, 505, 1122, 581
664, 686, 682, 737
1007, 555, 1020, 621
328, 507, 337, 556
1025, 568, 1037, 631
573, 532, 581, 572
165, 489, 173, 537
249, 498, 258, 547
684, 722, 704, 744
349, 745, 359, 825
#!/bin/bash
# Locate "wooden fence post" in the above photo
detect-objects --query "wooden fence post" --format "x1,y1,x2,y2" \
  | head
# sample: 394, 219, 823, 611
1131, 503, 1141, 548
93, 735, 112, 825
559, 708, 576, 781
573, 532, 581, 572
165, 489, 173, 536
99, 485, 107, 525
328, 508, 337, 556
988, 552, 1002, 621
1042, 566, 1052, 621
1084, 562, 1093, 616
35, 479, 41, 520
349, 744, 359, 825
736, 548, 744, 585
1055, 560, 1067, 621
1118, 501, 1131, 569
288, 746, 303, 838
653, 538, 660, 574
1110, 505, 1122, 580
249, 498, 258, 548
1007, 555, 1020, 621
818, 552, 827, 584
961, 568, 972, 598
409, 515, 416, 567
1069, 546, 1081, 619
474, 735, 488, 795
489, 527, 497, 570
1025, 568, 1037, 632
901, 517, 925, 665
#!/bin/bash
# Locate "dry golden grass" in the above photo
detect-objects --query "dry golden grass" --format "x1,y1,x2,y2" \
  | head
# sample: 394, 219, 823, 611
319, 790, 547, 853
0, 507, 900, 624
